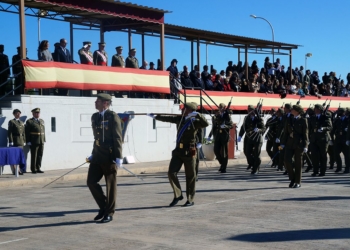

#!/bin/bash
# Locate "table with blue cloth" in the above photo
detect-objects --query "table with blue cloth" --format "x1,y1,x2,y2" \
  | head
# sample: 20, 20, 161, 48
0, 147, 27, 177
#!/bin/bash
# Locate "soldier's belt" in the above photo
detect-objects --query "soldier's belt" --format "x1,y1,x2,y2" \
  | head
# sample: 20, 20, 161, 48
177, 143, 195, 149
30, 132, 44, 135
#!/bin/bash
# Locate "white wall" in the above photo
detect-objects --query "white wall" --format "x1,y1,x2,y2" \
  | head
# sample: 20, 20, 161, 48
0, 95, 267, 173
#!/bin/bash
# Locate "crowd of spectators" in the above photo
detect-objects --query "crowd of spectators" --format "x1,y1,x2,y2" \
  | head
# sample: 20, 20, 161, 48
168, 56, 350, 98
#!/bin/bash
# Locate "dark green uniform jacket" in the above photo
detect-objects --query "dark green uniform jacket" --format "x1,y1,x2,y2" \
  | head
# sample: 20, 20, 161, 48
91, 110, 123, 164
25, 118, 45, 145
8, 118, 25, 146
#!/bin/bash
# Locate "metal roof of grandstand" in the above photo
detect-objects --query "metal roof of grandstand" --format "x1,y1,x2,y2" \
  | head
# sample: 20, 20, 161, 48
136, 24, 300, 50
0, 0, 169, 23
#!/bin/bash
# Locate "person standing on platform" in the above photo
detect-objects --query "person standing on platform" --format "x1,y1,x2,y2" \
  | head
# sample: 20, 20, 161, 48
53, 38, 72, 96
93, 42, 108, 66
111, 46, 125, 67
78, 41, 93, 65
309, 104, 332, 177
280, 105, 308, 188
125, 48, 139, 69
0, 44, 10, 96
25, 108, 45, 174
12, 46, 28, 95
211, 103, 233, 173
7, 109, 26, 175
148, 103, 209, 207
38, 40, 53, 62
87, 93, 123, 223
238, 105, 265, 175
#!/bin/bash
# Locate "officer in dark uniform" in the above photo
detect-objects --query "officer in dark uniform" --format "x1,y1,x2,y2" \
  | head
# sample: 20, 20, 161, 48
280, 104, 309, 188
150, 103, 209, 207
0, 44, 10, 95
7, 109, 26, 175
265, 108, 277, 166
111, 46, 125, 67
12, 46, 28, 95
331, 107, 349, 173
78, 41, 93, 65
272, 108, 284, 170
309, 104, 332, 176
87, 93, 123, 223
125, 48, 139, 69
304, 107, 315, 173
211, 103, 233, 173
276, 103, 294, 174
25, 108, 45, 174
238, 104, 265, 174
93, 42, 108, 66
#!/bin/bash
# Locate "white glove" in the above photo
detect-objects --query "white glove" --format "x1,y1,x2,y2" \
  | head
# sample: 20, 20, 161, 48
186, 111, 199, 119
345, 128, 348, 132
86, 155, 93, 162
196, 143, 202, 149
220, 124, 226, 129
328, 141, 334, 146
317, 128, 323, 132
116, 158, 123, 168
347, 141, 350, 146
237, 136, 242, 142
253, 128, 260, 133
303, 148, 308, 153
27, 142, 32, 146
306, 114, 310, 118
275, 138, 280, 143
9, 142, 13, 147
147, 113, 155, 119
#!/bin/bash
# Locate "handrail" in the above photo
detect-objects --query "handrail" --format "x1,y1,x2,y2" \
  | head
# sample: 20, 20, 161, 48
0, 59, 22, 76
0, 84, 22, 101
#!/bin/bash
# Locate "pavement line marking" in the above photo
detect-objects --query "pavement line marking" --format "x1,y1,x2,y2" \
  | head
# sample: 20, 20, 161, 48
0, 238, 28, 245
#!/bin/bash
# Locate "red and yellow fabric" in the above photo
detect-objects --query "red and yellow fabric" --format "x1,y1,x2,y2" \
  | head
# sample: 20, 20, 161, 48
179, 90, 350, 111
22, 60, 170, 93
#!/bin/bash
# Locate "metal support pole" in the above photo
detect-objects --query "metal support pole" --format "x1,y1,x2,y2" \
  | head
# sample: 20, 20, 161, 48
100, 24, 104, 42
141, 33, 145, 63
197, 37, 200, 70
289, 49, 292, 81
160, 23, 165, 70
70, 22, 74, 61
238, 47, 240, 62
128, 28, 132, 52
191, 40, 194, 70
206, 43, 208, 66
19, 0, 26, 59
245, 44, 248, 81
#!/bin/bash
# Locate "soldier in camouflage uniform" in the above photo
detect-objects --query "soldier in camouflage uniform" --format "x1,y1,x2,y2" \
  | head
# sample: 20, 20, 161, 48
25, 108, 46, 174
87, 93, 123, 224
150, 102, 209, 207
238, 105, 265, 174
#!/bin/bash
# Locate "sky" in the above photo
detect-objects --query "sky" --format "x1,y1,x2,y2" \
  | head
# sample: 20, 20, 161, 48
0, 0, 349, 80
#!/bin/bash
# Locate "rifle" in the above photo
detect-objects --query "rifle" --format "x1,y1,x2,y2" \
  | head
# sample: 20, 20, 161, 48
322, 99, 328, 108
323, 99, 331, 115
280, 102, 284, 109
296, 96, 301, 105
255, 99, 263, 118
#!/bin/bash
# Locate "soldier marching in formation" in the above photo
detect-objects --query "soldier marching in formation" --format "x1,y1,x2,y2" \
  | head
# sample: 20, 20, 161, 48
238, 104, 265, 175
148, 102, 209, 207
209, 103, 234, 173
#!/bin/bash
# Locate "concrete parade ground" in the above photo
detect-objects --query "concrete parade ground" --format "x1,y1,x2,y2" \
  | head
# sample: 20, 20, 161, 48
0, 154, 350, 250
